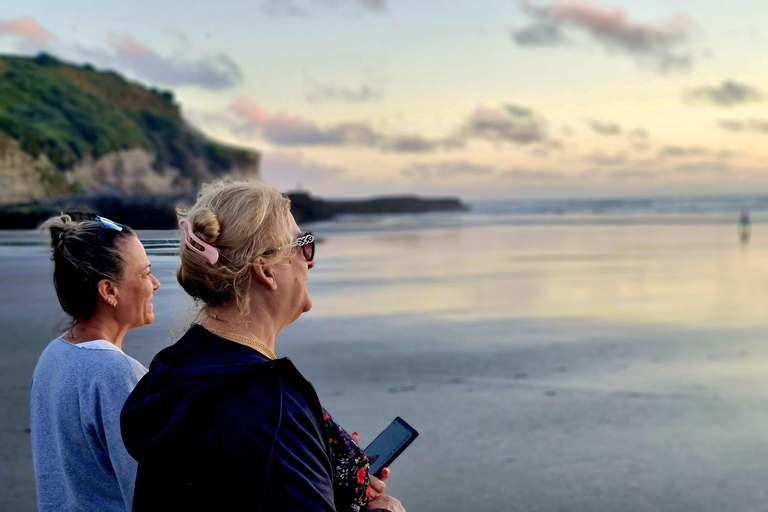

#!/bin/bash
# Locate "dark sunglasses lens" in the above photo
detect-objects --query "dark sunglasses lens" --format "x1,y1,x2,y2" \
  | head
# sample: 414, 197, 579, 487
303, 232, 314, 261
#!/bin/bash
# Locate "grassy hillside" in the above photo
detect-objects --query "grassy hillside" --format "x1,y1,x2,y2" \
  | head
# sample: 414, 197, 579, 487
0, 53, 253, 175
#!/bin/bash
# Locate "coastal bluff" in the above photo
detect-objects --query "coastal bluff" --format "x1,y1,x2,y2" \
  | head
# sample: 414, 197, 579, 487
0, 52, 466, 229
0, 53, 258, 205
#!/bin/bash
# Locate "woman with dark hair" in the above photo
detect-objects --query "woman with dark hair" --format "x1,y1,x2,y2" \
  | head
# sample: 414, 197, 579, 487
31, 215, 160, 512
121, 181, 404, 512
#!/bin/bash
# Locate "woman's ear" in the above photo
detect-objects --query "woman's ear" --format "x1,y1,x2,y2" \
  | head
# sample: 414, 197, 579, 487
97, 279, 118, 308
252, 260, 278, 291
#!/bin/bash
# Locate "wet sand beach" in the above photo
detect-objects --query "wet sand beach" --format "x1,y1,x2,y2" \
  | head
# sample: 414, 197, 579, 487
4, 211, 768, 511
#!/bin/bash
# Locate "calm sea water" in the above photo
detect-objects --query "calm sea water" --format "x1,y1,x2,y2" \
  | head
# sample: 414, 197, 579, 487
4, 196, 768, 511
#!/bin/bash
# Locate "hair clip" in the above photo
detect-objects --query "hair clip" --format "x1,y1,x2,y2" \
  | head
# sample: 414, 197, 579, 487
178, 218, 220, 265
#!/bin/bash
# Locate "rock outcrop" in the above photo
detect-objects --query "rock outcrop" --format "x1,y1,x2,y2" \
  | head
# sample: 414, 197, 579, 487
0, 53, 259, 206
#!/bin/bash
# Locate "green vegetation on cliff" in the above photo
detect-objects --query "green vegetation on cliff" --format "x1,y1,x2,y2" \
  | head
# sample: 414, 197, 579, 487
0, 53, 253, 173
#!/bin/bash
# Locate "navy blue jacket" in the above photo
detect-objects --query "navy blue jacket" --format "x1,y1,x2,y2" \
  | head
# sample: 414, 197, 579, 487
121, 325, 336, 512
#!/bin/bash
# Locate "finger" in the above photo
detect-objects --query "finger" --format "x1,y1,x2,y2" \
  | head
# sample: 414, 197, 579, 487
351, 431, 359, 445
380, 467, 390, 481
369, 475, 386, 494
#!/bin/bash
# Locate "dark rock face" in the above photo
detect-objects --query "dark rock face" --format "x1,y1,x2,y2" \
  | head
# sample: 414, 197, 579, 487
1, 192, 468, 229
287, 192, 467, 225
0, 193, 193, 229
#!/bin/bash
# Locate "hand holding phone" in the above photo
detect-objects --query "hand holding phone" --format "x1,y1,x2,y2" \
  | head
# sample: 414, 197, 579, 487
363, 417, 419, 478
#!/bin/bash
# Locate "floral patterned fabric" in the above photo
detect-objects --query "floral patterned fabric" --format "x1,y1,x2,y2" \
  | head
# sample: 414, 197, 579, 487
323, 408, 370, 512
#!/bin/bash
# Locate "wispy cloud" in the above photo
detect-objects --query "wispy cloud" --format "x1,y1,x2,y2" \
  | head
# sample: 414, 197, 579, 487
584, 151, 627, 166
381, 135, 464, 153
718, 118, 768, 133
0, 17, 55, 44
262, 0, 386, 16
305, 84, 383, 104
231, 96, 378, 145
230, 96, 461, 152
260, 151, 348, 189
683, 80, 764, 107
101, 33, 242, 89
463, 105, 547, 144
589, 120, 621, 136
499, 168, 568, 181
512, 23, 565, 46
401, 161, 494, 179
657, 145, 712, 158
512, 0, 694, 72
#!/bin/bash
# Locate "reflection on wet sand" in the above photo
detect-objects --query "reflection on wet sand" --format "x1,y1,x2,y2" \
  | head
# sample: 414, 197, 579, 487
310, 222, 768, 328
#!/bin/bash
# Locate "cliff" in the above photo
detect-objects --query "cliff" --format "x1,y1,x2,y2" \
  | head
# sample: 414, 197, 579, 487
0, 53, 259, 205
287, 192, 468, 225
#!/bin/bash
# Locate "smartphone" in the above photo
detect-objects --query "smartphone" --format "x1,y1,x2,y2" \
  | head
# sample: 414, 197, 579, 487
363, 417, 419, 478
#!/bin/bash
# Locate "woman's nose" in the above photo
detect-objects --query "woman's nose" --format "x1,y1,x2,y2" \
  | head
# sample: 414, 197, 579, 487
307, 259, 315, 270
152, 275, 161, 290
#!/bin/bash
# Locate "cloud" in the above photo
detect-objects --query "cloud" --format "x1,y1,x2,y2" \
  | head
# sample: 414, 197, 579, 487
589, 120, 621, 136
627, 127, 648, 140
101, 34, 242, 89
305, 84, 383, 104
605, 169, 660, 181
499, 168, 568, 181
260, 151, 348, 189
511, 23, 565, 46
674, 161, 728, 175
401, 161, 494, 179
381, 135, 464, 153
0, 17, 55, 44
683, 80, 763, 107
164, 28, 191, 49
584, 151, 627, 166
718, 118, 768, 134
464, 105, 547, 144
505, 104, 535, 118
262, 0, 386, 16
513, 0, 694, 72
230, 96, 460, 152
657, 145, 712, 158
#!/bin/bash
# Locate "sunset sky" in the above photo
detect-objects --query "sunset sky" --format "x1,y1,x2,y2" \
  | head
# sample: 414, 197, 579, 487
1, 0, 767, 199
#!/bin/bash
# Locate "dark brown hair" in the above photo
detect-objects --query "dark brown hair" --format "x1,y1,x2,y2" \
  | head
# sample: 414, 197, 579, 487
42, 214, 136, 324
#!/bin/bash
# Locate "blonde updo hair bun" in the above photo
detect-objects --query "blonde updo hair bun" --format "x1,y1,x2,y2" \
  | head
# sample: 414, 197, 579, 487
188, 207, 221, 245
176, 180, 293, 316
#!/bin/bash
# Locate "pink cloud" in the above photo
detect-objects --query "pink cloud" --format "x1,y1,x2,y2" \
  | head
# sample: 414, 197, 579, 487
0, 17, 55, 44
231, 96, 270, 125
108, 33, 154, 58
230, 96, 464, 151
515, 0, 693, 71
544, 0, 690, 44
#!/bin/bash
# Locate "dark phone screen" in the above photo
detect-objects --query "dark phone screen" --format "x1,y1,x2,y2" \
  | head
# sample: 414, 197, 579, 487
365, 419, 415, 477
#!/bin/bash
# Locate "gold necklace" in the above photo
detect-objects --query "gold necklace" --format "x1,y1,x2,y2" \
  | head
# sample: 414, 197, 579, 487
204, 327, 276, 360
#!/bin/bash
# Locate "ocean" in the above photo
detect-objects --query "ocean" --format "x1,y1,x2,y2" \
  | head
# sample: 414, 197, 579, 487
3, 195, 768, 511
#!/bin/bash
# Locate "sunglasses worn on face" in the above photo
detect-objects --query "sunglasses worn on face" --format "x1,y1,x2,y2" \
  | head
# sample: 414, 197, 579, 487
264, 232, 315, 261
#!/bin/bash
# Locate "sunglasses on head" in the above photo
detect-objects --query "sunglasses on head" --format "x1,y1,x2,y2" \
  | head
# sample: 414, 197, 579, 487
91, 216, 123, 260
263, 232, 315, 261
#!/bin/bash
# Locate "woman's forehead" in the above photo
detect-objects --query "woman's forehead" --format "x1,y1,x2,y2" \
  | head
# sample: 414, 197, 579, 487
288, 214, 301, 234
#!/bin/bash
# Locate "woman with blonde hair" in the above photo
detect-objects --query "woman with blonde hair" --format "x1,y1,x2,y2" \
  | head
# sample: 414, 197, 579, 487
31, 215, 161, 511
121, 180, 404, 512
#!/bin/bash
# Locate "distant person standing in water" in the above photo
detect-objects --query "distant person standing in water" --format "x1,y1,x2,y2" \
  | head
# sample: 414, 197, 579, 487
739, 210, 751, 245
31, 215, 160, 511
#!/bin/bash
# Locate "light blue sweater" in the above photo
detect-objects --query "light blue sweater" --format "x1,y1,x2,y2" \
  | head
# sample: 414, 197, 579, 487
31, 338, 147, 512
